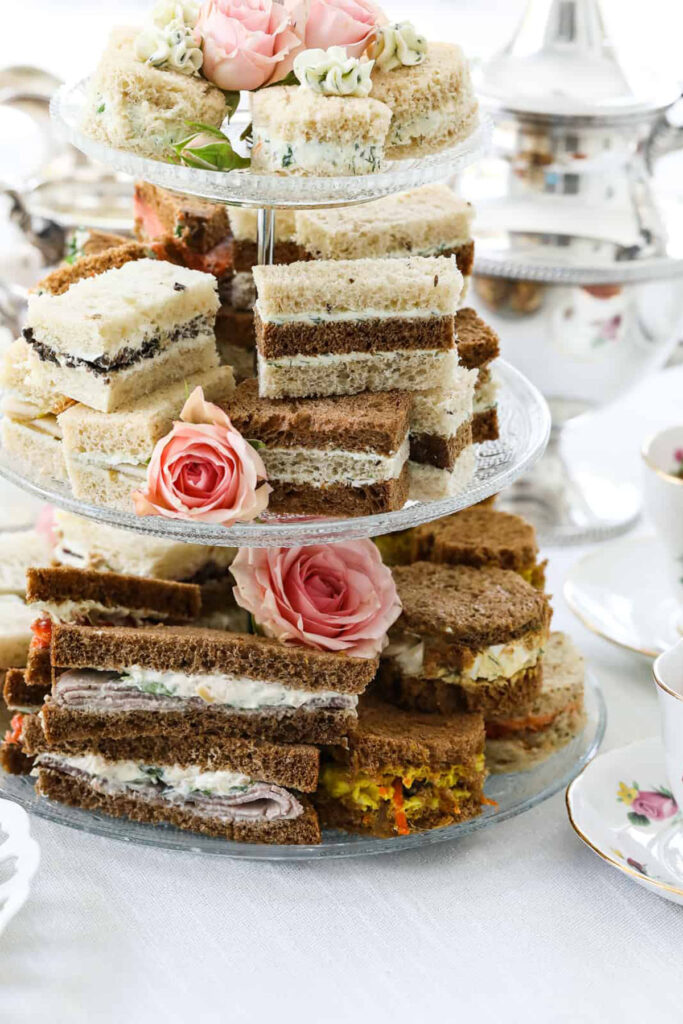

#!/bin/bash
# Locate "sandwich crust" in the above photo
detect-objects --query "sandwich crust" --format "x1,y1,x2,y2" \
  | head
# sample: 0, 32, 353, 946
472, 407, 499, 444
412, 508, 539, 571
3, 667, 47, 709
27, 567, 201, 620
266, 468, 409, 517
50, 624, 378, 694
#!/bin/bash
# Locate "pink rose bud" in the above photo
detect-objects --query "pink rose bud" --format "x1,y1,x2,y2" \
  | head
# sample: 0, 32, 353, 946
231, 540, 402, 658
630, 791, 678, 821
197, 0, 307, 91
675, 448, 683, 463
305, 0, 387, 58
133, 386, 271, 526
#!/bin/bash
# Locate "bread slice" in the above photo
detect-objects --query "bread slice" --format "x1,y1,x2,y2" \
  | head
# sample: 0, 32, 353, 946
0, 710, 34, 775
228, 207, 298, 244
0, 529, 52, 596
0, 337, 72, 420
370, 42, 478, 158
486, 632, 587, 772
251, 87, 391, 176
36, 242, 150, 297
1, 415, 68, 484
134, 182, 230, 254
378, 660, 544, 716
456, 308, 500, 369
3, 668, 46, 710
83, 27, 227, 161
407, 444, 476, 501
295, 185, 474, 261
472, 406, 499, 444
0, 595, 34, 668
314, 694, 486, 836
411, 508, 544, 583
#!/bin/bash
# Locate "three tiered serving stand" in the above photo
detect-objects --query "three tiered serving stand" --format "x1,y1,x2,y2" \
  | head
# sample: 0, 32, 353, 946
0, 80, 605, 859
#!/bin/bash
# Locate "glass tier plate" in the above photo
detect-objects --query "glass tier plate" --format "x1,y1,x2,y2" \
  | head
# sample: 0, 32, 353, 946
0, 674, 605, 861
50, 79, 492, 209
0, 359, 550, 547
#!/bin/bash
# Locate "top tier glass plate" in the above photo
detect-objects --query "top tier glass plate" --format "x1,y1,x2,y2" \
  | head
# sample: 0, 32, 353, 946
50, 79, 492, 209
0, 359, 550, 548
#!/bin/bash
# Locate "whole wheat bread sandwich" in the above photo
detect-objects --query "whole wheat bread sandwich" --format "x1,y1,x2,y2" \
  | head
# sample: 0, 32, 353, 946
21, 709, 321, 844
314, 694, 486, 837
41, 624, 377, 746
411, 507, 547, 590
377, 562, 550, 716
485, 632, 586, 773
24, 566, 202, 695
227, 378, 411, 516
253, 256, 463, 400
0, 709, 35, 775
35, 241, 150, 297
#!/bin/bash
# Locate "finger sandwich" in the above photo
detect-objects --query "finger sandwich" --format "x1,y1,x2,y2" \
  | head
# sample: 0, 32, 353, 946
378, 562, 550, 715
456, 308, 501, 444
227, 379, 411, 516
41, 624, 378, 746
23, 259, 220, 413
254, 256, 462, 399
59, 363, 234, 509
315, 695, 486, 837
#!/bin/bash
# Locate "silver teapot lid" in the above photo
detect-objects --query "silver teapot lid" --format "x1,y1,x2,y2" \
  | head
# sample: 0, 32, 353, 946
478, 0, 679, 121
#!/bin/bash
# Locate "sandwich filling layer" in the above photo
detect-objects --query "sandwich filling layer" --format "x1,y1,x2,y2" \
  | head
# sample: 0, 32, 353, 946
263, 437, 409, 488
34, 601, 173, 628
53, 668, 356, 713
35, 752, 304, 822
23, 315, 214, 378
319, 754, 485, 835
258, 307, 452, 326
384, 630, 545, 682
252, 133, 383, 175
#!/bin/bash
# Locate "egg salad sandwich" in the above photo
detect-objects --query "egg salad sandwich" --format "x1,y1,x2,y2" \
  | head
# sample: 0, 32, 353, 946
411, 507, 547, 590
378, 562, 550, 715
19, 709, 321, 844
22, 566, 202, 702
314, 694, 486, 837
40, 624, 377, 747
485, 632, 586, 773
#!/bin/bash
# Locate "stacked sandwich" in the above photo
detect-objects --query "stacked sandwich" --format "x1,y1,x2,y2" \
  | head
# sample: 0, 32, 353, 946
372, 506, 588, 774
0, 527, 52, 675
6, 604, 378, 845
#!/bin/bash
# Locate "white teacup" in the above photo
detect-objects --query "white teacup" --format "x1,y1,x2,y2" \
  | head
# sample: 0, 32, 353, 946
642, 426, 683, 616
653, 640, 683, 813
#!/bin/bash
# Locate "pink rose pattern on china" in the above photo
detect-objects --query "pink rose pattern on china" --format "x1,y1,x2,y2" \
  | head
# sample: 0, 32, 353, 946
198, 0, 308, 91
617, 779, 678, 826
230, 541, 401, 658
132, 386, 271, 525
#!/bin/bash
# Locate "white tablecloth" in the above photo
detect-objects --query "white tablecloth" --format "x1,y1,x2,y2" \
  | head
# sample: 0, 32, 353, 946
2, 367, 683, 1024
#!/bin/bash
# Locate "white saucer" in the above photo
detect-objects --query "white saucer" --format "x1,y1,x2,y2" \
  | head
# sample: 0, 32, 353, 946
566, 737, 683, 905
0, 799, 40, 935
564, 535, 682, 658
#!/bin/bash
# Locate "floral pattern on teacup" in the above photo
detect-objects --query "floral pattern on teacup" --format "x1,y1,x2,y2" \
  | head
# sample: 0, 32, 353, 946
672, 448, 683, 479
617, 780, 678, 826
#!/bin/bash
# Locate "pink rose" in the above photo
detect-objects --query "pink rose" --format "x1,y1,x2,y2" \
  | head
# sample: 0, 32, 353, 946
198, 0, 307, 91
231, 541, 401, 658
305, 0, 386, 58
132, 387, 271, 525
631, 791, 678, 821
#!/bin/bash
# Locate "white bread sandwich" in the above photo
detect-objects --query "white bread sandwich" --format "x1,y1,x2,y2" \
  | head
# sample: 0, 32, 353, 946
59, 364, 235, 510
23, 260, 220, 413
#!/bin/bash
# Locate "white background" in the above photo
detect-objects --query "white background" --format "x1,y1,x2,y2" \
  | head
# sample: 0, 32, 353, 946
1, 3, 683, 1023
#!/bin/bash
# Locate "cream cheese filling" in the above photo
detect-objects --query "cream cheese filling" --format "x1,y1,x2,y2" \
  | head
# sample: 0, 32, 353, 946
385, 635, 542, 681
260, 348, 454, 369
6, 415, 62, 440
38, 752, 253, 796
474, 377, 499, 413
389, 103, 465, 146
120, 666, 352, 710
253, 131, 383, 174
263, 436, 409, 487
257, 304, 452, 325
35, 599, 172, 625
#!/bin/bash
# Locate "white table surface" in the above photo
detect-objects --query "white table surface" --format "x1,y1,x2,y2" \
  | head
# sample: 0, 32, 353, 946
1, 367, 683, 1024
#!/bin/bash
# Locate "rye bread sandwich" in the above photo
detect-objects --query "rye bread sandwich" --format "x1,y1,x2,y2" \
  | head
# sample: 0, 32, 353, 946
314, 694, 486, 837
377, 562, 550, 715
24, 567, 202, 695
411, 507, 547, 589
22, 710, 321, 844
485, 632, 586, 773
41, 623, 377, 746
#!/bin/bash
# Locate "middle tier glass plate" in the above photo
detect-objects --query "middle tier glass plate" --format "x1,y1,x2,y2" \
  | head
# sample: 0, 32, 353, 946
51, 79, 492, 209
0, 359, 551, 547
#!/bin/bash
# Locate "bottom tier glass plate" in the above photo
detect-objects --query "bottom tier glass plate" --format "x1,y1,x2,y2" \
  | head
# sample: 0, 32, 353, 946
0, 359, 551, 547
0, 675, 605, 861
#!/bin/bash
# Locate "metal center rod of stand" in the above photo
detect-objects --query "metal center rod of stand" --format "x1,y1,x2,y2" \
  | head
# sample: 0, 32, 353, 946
257, 207, 276, 266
